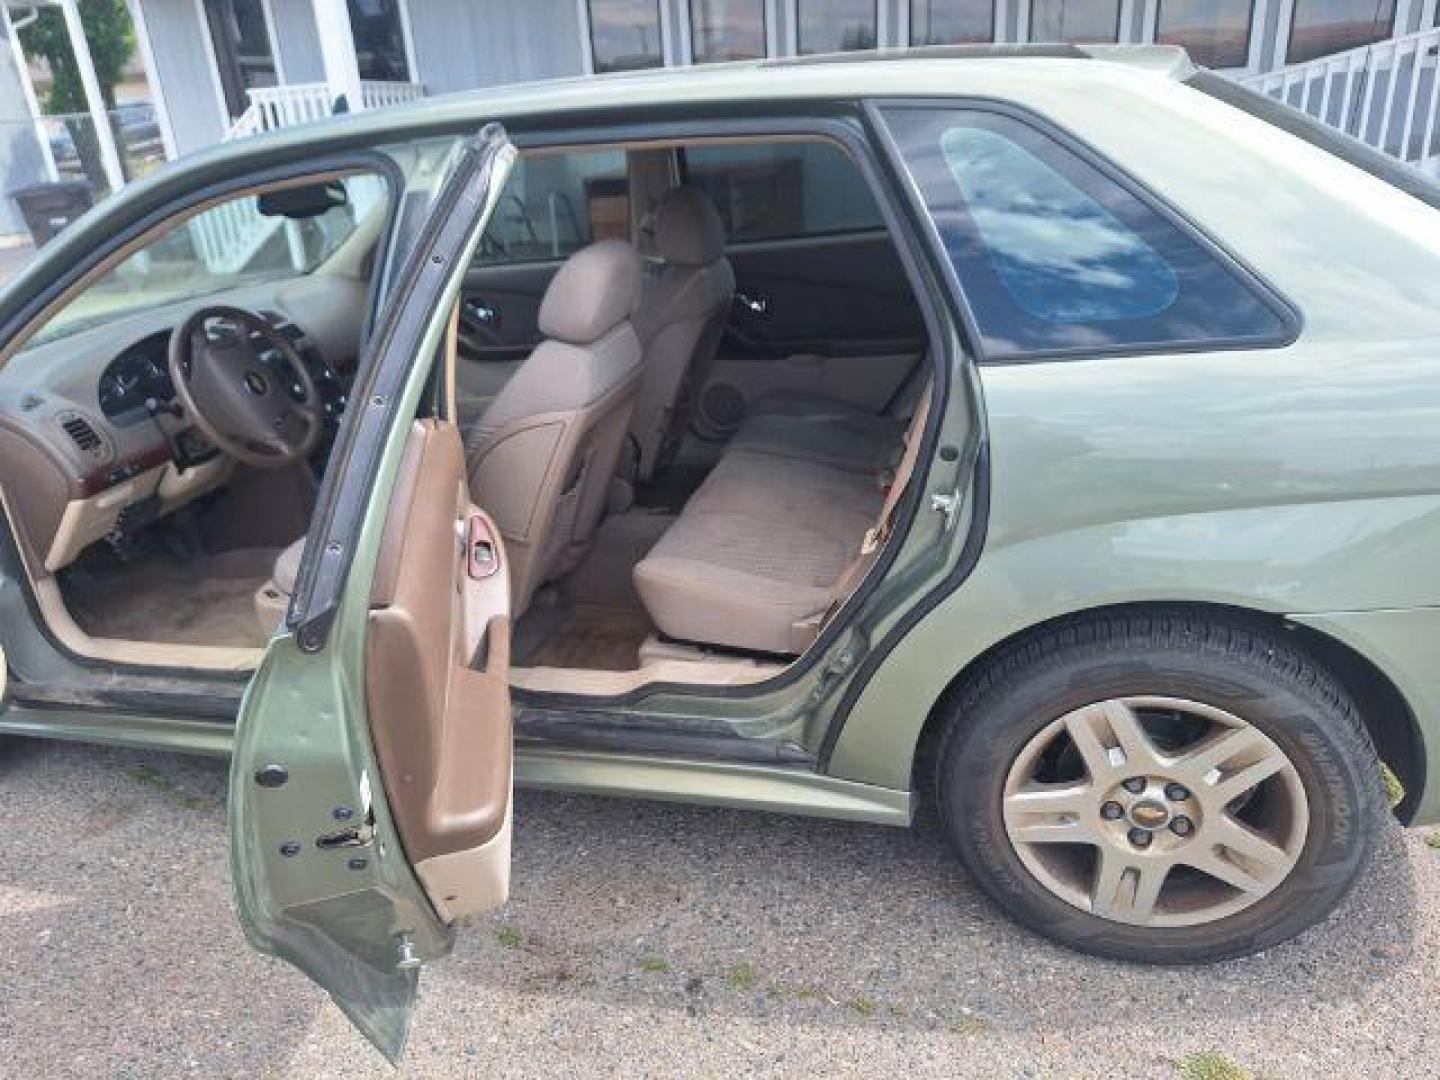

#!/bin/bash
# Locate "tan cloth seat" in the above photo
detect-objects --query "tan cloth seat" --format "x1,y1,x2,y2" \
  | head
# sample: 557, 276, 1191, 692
465, 238, 643, 615
726, 393, 907, 473
633, 384, 932, 657
629, 187, 734, 482
634, 450, 882, 655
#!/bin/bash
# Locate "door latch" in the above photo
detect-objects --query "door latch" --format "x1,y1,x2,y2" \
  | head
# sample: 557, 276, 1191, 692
930, 487, 965, 532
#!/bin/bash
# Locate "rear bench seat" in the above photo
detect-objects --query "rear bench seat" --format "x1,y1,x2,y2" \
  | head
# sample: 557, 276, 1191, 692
634, 385, 928, 655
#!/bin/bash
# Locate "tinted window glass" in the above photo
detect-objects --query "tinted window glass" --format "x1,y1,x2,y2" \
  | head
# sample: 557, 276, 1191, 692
1287, 0, 1395, 64
589, 0, 665, 72
683, 141, 883, 241
479, 151, 630, 264
691, 0, 766, 61
911, 0, 996, 44
1028, 0, 1120, 42
797, 0, 877, 53
1157, 0, 1254, 68
883, 107, 1289, 358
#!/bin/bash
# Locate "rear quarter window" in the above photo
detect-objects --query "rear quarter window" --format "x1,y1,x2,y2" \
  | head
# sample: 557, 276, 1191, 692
881, 105, 1294, 360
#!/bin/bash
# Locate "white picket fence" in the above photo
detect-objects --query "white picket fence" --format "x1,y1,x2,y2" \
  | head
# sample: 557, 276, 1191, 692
1240, 26, 1440, 175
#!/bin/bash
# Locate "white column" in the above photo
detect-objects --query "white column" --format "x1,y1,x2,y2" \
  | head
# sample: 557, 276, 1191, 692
2, 3, 60, 182
59, 0, 125, 191
313, 0, 365, 112
125, 0, 178, 160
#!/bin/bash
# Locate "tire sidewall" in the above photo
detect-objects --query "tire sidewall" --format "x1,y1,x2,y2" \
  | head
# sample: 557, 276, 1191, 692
940, 632, 1381, 963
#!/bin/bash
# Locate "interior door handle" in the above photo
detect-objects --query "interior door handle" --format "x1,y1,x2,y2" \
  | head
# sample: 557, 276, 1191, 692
735, 291, 768, 316
464, 299, 500, 327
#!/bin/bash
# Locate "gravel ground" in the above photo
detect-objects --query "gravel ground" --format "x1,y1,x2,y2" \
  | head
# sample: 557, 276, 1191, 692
1, 737, 1438, 1079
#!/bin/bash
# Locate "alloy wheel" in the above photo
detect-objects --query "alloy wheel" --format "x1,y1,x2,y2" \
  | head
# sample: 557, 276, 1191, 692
1002, 696, 1308, 928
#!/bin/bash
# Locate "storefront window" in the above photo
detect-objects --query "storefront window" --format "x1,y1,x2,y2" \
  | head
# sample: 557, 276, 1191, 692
797, 0, 877, 53
691, 0, 766, 61
1286, 0, 1396, 64
910, 0, 996, 44
1028, 0, 1121, 42
589, 0, 666, 71
1157, 0, 1254, 68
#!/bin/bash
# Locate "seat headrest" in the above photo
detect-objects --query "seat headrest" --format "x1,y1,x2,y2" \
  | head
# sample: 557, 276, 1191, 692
656, 186, 726, 266
538, 239, 641, 345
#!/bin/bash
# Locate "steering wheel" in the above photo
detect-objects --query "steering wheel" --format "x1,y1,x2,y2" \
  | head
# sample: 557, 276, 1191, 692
168, 305, 323, 469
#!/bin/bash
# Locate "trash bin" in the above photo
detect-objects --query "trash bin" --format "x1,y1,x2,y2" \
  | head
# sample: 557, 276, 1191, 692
9, 182, 93, 246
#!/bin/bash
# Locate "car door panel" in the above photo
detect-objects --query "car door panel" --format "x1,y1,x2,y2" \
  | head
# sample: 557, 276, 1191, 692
365, 419, 512, 923
229, 124, 516, 1063
694, 233, 926, 436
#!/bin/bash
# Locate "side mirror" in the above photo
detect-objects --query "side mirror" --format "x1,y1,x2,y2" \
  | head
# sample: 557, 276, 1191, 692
258, 182, 349, 220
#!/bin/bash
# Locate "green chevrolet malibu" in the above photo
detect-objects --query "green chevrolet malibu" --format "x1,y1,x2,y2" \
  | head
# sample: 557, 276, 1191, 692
1, 44, 1438, 1059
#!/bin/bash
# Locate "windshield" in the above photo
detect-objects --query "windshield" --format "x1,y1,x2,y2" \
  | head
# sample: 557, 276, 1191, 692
31, 173, 388, 346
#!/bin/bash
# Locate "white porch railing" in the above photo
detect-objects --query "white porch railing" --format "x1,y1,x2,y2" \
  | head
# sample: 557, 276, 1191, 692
193, 79, 424, 273
226, 80, 426, 141
1239, 27, 1440, 173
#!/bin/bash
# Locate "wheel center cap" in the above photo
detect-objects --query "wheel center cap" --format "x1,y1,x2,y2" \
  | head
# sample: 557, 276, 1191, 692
1129, 799, 1171, 830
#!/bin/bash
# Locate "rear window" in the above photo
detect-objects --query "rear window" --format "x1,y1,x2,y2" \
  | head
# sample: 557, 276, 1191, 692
881, 106, 1293, 360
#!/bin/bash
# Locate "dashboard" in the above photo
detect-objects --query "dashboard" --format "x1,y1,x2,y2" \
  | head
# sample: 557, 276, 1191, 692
0, 274, 368, 573
97, 332, 173, 425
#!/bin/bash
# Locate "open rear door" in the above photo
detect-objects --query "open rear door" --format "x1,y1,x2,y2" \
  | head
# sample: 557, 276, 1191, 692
228, 125, 516, 1062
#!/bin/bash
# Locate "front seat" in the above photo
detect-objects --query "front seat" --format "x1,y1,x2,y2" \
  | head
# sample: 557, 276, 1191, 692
464, 238, 644, 615
629, 186, 734, 482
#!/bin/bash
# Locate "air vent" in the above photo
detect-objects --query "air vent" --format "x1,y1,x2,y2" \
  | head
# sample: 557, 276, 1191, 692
57, 412, 109, 461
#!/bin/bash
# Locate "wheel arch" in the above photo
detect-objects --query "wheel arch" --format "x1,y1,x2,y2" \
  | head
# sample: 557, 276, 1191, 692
909, 600, 1426, 824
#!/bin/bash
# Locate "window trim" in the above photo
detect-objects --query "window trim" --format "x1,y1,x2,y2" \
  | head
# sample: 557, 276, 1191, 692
871, 96, 1301, 365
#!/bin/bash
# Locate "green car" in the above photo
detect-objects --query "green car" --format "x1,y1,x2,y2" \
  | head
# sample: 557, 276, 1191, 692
1, 46, 1437, 1059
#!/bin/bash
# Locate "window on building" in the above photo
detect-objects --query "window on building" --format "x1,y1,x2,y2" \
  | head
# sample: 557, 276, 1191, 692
347, 0, 410, 82
1028, 0, 1121, 42
796, 0, 877, 53
589, 0, 666, 71
479, 151, 631, 264
691, 0, 766, 61
910, 0, 996, 44
682, 140, 883, 242
881, 107, 1291, 358
1286, 0, 1396, 64
203, 0, 278, 119
1157, 0, 1254, 68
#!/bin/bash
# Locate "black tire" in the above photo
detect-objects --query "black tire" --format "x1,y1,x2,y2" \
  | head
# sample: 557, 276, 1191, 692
934, 609, 1387, 964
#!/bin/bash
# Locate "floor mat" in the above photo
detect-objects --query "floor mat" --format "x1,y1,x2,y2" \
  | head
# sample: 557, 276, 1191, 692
512, 510, 672, 671
60, 545, 279, 648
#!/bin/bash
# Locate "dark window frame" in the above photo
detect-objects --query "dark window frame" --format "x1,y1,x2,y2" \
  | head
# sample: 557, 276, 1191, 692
1154, 0, 1257, 69
909, 0, 998, 45
869, 97, 1300, 365
795, 0, 880, 54
1285, 0, 1397, 65
1026, 0, 1123, 43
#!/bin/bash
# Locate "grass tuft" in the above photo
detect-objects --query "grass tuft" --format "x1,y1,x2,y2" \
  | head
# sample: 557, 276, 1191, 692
1178, 1051, 1251, 1080
723, 962, 758, 990
637, 954, 670, 974
494, 926, 525, 949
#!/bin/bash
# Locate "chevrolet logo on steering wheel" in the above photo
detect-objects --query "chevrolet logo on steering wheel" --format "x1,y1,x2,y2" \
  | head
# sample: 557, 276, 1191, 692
244, 370, 270, 396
